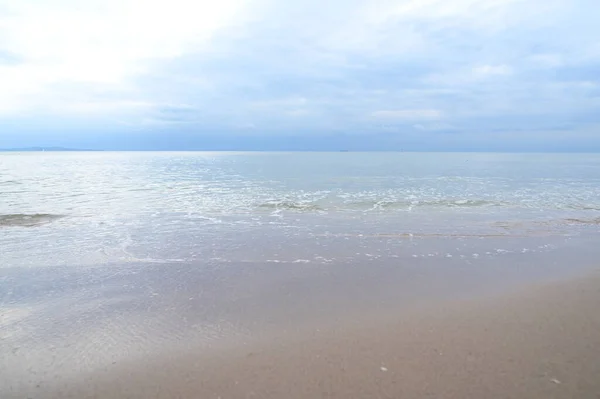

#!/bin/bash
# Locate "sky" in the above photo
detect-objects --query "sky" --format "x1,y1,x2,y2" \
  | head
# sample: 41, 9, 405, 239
0, 0, 599, 151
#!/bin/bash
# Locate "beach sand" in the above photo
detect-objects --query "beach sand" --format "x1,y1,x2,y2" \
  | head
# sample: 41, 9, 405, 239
34, 270, 600, 399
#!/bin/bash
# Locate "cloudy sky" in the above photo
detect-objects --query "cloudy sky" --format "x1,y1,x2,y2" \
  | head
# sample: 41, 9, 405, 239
0, 0, 599, 150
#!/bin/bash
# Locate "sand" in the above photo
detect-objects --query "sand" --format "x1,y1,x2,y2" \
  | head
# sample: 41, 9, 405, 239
32, 271, 600, 399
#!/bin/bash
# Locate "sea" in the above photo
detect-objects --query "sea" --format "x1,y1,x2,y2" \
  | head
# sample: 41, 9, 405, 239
2, 151, 600, 267
2, 151, 600, 395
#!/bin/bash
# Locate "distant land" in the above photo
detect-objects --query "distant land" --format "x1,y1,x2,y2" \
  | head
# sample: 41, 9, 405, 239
0, 147, 102, 152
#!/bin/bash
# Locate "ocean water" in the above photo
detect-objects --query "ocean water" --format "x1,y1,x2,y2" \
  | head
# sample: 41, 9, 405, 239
1, 151, 600, 267
3, 151, 600, 396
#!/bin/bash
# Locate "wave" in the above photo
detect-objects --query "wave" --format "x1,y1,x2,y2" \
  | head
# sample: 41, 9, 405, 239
0, 213, 65, 227
346, 199, 506, 210
563, 217, 600, 225
254, 198, 600, 213
254, 198, 508, 213
0, 180, 22, 186
257, 201, 324, 212
564, 205, 600, 211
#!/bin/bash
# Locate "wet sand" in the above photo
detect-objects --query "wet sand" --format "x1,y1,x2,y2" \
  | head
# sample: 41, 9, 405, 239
16, 270, 598, 399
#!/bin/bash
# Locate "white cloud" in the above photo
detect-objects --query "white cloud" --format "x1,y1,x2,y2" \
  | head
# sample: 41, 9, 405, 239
0, 0, 250, 116
250, 97, 308, 109
425, 63, 513, 87
368, 0, 519, 25
52, 100, 154, 116
528, 54, 563, 68
413, 122, 456, 131
472, 64, 513, 77
287, 109, 310, 117
371, 109, 442, 120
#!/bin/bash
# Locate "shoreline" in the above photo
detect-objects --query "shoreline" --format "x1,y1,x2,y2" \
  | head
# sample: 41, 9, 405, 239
28, 270, 600, 399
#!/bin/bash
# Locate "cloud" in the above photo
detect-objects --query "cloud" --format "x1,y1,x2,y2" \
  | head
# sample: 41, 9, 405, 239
371, 109, 442, 120
0, 50, 22, 65
472, 64, 512, 78
0, 0, 248, 115
0, 0, 599, 150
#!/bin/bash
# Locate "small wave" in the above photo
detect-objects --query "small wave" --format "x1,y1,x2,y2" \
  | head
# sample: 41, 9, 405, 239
346, 199, 506, 211
0, 180, 21, 186
255, 198, 507, 213
257, 201, 324, 212
0, 213, 65, 227
563, 217, 600, 225
572, 206, 600, 211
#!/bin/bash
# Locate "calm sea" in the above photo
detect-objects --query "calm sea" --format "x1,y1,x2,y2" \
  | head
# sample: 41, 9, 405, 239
1, 151, 600, 267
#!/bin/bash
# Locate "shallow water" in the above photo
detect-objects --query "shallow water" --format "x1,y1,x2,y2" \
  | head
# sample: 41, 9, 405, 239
1, 151, 600, 267
2, 151, 600, 397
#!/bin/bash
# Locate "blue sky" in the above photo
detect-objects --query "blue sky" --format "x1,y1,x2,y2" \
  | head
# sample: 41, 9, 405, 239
0, 0, 599, 150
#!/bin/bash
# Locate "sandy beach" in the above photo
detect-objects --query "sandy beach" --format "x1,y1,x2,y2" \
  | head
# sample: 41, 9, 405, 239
15, 270, 594, 399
